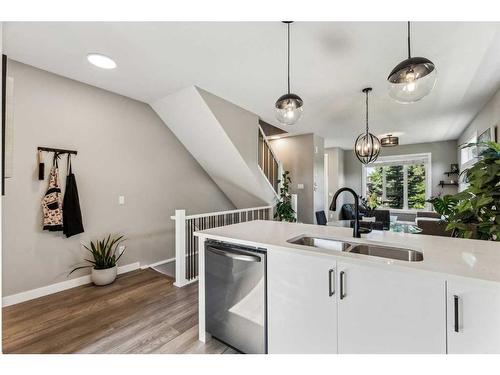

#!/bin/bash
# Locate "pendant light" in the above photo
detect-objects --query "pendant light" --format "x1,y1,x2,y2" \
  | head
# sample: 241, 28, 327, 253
354, 88, 381, 164
387, 22, 437, 103
381, 134, 399, 147
275, 21, 303, 125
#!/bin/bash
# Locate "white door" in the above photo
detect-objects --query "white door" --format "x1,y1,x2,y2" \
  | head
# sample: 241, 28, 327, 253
337, 261, 446, 353
267, 249, 337, 353
447, 279, 500, 353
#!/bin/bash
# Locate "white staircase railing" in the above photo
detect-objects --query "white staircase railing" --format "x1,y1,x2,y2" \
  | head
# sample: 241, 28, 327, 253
171, 205, 274, 287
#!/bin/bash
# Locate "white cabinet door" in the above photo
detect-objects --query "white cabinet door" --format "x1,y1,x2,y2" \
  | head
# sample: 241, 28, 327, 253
337, 261, 446, 353
267, 249, 337, 353
447, 280, 500, 353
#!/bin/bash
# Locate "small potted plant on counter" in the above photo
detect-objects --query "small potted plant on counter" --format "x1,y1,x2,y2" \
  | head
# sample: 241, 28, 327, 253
361, 192, 380, 213
69, 234, 126, 285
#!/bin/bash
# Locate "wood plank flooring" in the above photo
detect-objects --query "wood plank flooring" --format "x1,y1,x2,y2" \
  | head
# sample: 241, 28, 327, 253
2, 269, 235, 354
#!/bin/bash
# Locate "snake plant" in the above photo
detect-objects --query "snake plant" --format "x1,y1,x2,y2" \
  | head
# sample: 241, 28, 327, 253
69, 235, 126, 275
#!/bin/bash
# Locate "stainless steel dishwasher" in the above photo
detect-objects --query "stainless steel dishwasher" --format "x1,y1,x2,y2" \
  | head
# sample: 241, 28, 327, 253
205, 240, 267, 354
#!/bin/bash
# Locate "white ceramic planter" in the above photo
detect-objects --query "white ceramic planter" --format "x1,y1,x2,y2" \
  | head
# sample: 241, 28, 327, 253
91, 265, 117, 286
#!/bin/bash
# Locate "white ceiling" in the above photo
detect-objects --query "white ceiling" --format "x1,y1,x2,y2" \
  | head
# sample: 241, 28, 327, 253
4, 22, 500, 148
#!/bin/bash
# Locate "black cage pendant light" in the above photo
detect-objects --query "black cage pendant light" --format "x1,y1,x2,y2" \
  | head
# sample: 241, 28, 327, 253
387, 22, 437, 103
354, 88, 381, 164
275, 21, 303, 125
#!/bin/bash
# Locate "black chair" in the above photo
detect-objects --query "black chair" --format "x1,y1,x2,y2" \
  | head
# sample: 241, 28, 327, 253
339, 203, 367, 221
315, 210, 327, 226
364, 209, 390, 230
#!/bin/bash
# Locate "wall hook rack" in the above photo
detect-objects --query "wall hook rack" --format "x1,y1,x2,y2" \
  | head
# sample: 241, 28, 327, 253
37, 147, 77, 180
37, 147, 77, 155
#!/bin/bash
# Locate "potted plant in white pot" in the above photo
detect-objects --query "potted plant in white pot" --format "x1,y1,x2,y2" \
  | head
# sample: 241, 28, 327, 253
69, 235, 126, 286
274, 170, 296, 222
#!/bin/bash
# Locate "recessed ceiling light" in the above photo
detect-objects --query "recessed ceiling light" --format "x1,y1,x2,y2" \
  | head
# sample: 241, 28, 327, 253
87, 53, 117, 69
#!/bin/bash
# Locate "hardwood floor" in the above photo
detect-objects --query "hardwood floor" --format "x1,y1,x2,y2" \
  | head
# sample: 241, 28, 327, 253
2, 269, 234, 354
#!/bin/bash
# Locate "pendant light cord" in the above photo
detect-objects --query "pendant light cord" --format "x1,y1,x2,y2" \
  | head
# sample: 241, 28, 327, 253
407, 21, 411, 59
287, 22, 291, 94
365, 90, 369, 135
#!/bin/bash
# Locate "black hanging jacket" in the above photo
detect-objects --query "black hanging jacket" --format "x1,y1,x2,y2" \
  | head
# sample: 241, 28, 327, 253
63, 154, 84, 237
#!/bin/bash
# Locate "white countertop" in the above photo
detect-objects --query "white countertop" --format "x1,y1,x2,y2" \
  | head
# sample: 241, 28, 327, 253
195, 220, 500, 284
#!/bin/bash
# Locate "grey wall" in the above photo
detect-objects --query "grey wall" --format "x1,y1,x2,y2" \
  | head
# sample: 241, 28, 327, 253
2, 61, 234, 296
343, 149, 363, 204
342, 140, 459, 202
198, 87, 259, 169
270, 134, 315, 224
197, 87, 276, 206
325, 147, 345, 220
313, 135, 325, 217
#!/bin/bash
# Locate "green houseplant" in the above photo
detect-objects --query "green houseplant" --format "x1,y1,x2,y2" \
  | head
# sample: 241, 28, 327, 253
428, 141, 499, 240
427, 194, 458, 221
274, 170, 297, 222
70, 235, 126, 285
362, 192, 380, 211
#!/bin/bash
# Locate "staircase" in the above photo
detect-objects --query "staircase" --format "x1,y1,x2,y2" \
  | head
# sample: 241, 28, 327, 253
258, 127, 281, 193
151, 86, 281, 208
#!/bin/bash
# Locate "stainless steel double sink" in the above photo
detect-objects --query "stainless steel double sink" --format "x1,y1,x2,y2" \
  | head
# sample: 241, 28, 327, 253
287, 235, 424, 262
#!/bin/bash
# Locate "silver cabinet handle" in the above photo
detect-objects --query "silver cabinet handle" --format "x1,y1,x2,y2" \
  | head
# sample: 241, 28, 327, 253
207, 246, 261, 262
340, 270, 346, 300
328, 269, 335, 297
454, 295, 460, 333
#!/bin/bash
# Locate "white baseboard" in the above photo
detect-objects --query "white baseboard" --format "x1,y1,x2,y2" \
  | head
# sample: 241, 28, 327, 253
174, 276, 198, 288
117, 262, 141, 274
2, 262, 141, 307
141, 257, 175, 270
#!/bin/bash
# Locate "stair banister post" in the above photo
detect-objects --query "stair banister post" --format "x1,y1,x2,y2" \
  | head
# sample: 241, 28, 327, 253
291, 194, 298, 221
174, 209, 187, 288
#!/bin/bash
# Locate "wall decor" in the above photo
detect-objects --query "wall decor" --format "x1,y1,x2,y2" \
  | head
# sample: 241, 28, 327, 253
2, 54, 6, 195
4, 76, 14, 179
478, 126, 497, 143
477, 126, 497, 155
2, 55, 17, 194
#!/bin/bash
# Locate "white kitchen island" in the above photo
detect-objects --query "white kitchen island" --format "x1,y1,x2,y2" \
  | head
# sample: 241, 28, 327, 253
194, 220, 500, 354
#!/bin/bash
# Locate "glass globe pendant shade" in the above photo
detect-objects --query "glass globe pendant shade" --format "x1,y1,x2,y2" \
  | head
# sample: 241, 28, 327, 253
275, 93, 304, 125
354, 132, 381, 164
388, 57, 436, 103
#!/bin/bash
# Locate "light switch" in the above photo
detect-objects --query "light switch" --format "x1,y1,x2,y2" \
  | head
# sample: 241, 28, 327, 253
118, 195, 125, 205
118, 245, 126, 255
297, 183, 304, 189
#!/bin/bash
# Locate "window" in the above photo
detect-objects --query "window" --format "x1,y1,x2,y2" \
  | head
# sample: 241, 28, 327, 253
362, 153, 431, 211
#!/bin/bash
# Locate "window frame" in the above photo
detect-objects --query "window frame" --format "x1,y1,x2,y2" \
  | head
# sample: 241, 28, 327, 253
361, 153, 432, 212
